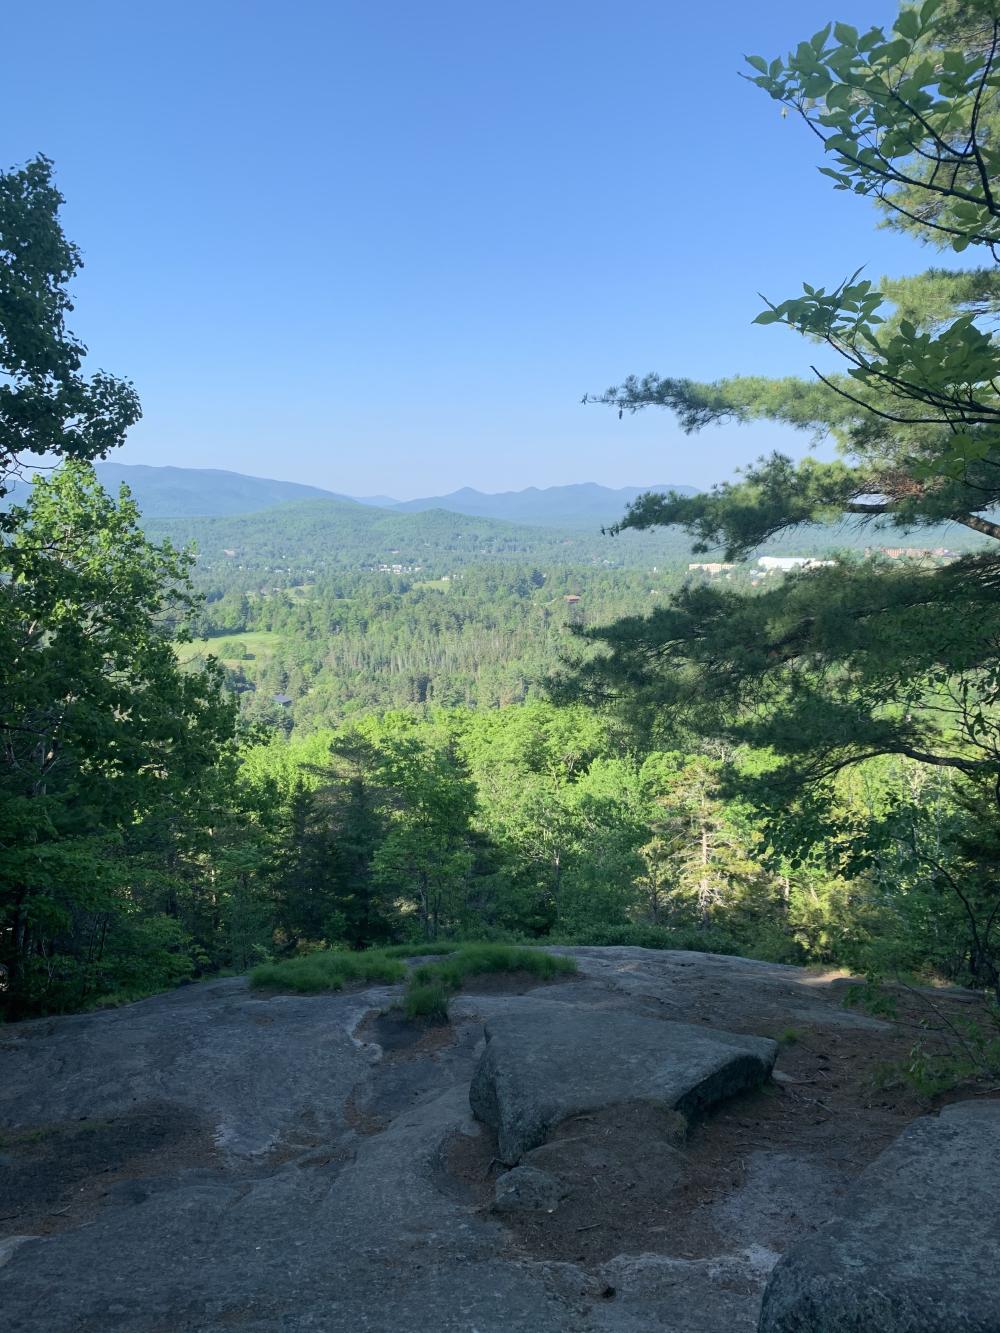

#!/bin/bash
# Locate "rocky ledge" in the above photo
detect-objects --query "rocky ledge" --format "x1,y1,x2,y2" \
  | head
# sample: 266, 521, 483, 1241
0, 946, 995, 1332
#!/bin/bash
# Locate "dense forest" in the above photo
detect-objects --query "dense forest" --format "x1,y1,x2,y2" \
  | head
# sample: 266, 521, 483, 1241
178, 566, 693, 725
4, 0, 1000, 1068
144, 497, 703, 572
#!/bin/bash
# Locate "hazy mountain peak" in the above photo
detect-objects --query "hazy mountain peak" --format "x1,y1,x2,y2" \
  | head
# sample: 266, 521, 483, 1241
92, 462, 349, 518
7, 464, 697, 526
388, 480, 697, 528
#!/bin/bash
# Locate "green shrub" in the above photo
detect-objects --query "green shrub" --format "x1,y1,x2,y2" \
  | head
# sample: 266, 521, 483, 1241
377, 938, 534, 959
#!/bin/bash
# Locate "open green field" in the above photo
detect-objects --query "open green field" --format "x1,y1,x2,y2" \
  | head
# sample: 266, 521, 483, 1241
174, 630, 284, 666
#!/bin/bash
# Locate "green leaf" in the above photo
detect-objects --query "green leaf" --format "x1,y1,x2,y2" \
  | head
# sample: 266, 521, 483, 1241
857, 27, 886, 53
893, 9, 920, 39
878, 37, 914, 63
824, 83, 853, 110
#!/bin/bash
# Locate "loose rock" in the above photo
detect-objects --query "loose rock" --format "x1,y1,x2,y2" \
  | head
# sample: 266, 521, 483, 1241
493, 1164, 566, 1213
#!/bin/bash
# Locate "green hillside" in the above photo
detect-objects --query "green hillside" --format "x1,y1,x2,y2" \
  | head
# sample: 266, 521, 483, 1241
144, 496, 701, 576
147, 494, 985, 585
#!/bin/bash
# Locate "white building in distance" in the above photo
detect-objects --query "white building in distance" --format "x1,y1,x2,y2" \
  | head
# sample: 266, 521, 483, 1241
757, 556, 836, 574
688, 562, 735, 576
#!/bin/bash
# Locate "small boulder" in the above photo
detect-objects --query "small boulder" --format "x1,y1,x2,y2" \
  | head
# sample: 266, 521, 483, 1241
492, 1165, 565, 1214
469, 999, 776, 1163
758, 1101, 1000, 1332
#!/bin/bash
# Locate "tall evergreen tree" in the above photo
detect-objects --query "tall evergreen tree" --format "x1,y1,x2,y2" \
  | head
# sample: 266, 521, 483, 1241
567, 0, 1000, 990
574, 0, 1000, 790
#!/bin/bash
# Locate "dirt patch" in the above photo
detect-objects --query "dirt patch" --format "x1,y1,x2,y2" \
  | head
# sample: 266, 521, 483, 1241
444, 985, 1000, 1266
345, 1007, 467, 1137
344, 1086, 392, 1136
356, 1007, 458, 1056
0, 1101, 217, 1237
263, 1106, 360, 1167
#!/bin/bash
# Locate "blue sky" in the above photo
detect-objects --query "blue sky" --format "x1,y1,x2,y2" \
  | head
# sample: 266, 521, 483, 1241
4, 0, 924, 498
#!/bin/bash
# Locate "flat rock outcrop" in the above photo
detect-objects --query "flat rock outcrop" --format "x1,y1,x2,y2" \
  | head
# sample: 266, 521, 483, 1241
0, 945, 980, 1331
469, 1000, 777, 1162
758, 1100, 1000, 1333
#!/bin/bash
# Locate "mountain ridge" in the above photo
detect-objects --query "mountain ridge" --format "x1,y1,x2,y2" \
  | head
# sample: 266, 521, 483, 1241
385, 480, 698, 528
58, 464, 699, 527
93, 463, 352, 516
5, 465, 981, 563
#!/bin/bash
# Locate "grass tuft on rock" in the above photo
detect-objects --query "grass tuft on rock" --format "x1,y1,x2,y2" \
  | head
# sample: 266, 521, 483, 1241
410, 943, 577, 994
250, 942, 576, 1020
403, 982, 451, 1022
403, 943, 576, 1022
250, 950, 405, 993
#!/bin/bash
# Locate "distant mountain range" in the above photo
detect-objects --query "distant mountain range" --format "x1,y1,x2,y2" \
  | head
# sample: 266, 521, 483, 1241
6, 464, 979, 562
92, 464, 348, 517
65, 465, 698, 529
385, 482, 698, 528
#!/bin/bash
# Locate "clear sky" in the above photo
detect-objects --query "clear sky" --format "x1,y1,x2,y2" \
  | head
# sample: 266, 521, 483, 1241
5, 0, 923, 498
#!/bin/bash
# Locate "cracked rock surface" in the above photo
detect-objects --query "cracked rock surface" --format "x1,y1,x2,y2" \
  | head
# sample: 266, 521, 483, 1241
0, 946, 987, 1331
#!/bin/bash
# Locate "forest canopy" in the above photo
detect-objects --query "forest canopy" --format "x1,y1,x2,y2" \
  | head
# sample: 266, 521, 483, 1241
4, 0, 1000, 1023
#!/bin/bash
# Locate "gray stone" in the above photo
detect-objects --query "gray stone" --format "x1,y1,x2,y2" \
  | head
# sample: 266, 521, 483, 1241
469, 998, 777, 1162
758, 1101, 1000, 1333
493, 1164, 565, 1213
547, 946, 888, 1033
591, 1249, 780, 1332
0, 947, 905, 1332
0, 978, 383, 1160
0, 1237, 38, 1270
